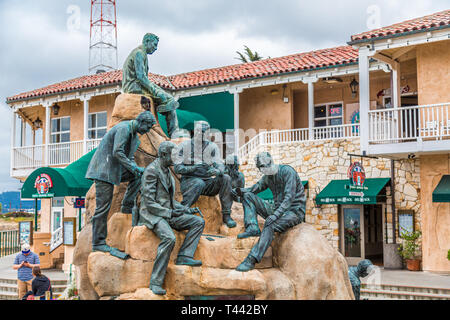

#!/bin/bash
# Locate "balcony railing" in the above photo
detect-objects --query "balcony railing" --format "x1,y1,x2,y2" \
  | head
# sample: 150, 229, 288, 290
368, 103, 450, 144
239, 124, 360, 160
12, 139, 101, 173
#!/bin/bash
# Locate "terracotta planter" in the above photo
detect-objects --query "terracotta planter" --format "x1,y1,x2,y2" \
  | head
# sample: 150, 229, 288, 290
406, 259, 421, 271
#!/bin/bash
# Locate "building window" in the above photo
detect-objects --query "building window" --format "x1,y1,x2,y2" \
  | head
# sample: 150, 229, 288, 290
51, 117, 70, 143
88, 112, 107, 139
314, 103, 343, 127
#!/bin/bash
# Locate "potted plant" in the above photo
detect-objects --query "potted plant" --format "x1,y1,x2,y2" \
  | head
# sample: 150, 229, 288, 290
397, 229, 422, 271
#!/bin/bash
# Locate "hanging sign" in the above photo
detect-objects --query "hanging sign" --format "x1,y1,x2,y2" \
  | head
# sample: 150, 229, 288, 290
33, 174, 54, 198
348, 162, 366, 187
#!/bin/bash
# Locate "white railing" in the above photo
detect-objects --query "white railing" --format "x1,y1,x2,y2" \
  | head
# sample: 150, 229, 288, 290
238, 124, 360, 159
13, 144, 45, 169
50, 227, 63, 252
369, 103, 450, 144
86, 139, 102, 152
48, 141, 84, 166
12, 139, 99, 171
313, 124, 360, 141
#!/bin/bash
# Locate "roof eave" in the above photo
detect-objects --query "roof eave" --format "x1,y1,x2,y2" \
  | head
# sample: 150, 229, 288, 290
348, 24, 450, 46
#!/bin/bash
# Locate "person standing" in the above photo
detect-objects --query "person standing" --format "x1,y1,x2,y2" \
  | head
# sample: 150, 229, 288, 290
12, 244, 40, 299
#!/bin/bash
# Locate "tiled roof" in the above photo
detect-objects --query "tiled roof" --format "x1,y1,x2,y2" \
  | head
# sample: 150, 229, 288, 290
168, 46, 358, 90
350, 9, 450, 44
6, 70, 173, 103
6, 46, 358, 103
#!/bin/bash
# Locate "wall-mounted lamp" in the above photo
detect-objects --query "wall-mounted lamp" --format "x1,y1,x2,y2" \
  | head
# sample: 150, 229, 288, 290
52, 103, 61, 115
33, 117, 42, 129
282, 84, 289, 103
350, 78, 359, 98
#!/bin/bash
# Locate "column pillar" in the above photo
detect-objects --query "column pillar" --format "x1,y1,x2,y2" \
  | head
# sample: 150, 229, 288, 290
44, 102, 51, 166
302, 78, 318, 141
308, 81, 315, 140
20, 118, 26, 147
358, 49, 371, 154
82, 97, 90, 153
10, 111, 17, 176
234, 91, 240, 155
391, 62, 401, 109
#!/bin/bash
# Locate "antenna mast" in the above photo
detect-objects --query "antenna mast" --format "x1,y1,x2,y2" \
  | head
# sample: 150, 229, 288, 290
89, 0, 118, 74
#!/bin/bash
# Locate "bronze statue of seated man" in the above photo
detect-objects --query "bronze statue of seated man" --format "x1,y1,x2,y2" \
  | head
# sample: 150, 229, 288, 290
235, 152, 306, 272
136, 141, 205, 296
174, 121, 236, 228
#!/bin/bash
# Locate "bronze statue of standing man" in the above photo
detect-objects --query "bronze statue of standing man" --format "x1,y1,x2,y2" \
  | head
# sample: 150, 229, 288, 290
122, 33, 179, 137
86, 111, 157, 255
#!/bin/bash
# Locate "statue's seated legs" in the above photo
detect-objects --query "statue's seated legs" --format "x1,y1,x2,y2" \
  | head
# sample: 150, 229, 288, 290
180, 174, 237, 228
150, 212, 204, 295
92, 171, 140, 251
160, 109, 179, 138
236, 192, 302, 272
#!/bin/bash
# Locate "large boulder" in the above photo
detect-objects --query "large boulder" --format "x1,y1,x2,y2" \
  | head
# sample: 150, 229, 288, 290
272, 223, 354, 300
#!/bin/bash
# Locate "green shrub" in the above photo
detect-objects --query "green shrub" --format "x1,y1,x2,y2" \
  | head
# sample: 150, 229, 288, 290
397, 229, 421, 260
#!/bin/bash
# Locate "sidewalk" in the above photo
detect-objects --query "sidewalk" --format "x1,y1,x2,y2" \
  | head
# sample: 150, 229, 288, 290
0, 254, 68, 281
362, 267, 450, 289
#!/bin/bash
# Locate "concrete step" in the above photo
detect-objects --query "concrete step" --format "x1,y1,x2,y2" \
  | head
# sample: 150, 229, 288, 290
0, 278, 68, 286
362, 283, 450, 296
361, 288, 450, 300
0, 290, 17, 300
0, 282, 67, 293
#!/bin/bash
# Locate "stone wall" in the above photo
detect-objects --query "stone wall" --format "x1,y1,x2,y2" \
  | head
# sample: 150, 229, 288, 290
240, 138, 421, 251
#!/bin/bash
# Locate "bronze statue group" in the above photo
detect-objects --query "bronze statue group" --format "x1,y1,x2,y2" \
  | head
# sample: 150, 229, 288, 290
86, 32, 358, 297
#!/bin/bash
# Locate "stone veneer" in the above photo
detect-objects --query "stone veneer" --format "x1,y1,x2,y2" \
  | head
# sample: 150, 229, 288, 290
240, 138, 422, 252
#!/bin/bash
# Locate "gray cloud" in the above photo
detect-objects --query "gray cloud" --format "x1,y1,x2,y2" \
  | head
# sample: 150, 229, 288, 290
0, 0, 448, 191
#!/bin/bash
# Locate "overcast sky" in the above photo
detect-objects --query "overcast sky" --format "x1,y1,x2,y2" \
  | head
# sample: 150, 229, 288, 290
0, 0, 448, 192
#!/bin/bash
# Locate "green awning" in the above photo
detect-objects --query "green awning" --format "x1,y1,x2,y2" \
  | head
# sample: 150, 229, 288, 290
21, 149, 95, 199
178, 92, 235, 132
315, 178, 391, 205
258, 181, 309, 201
433, 175, 450, 202
158, 109, 208, 136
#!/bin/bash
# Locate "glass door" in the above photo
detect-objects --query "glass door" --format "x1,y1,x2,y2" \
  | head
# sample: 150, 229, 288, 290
50, 197, 64, 251
340, 205, 364, 265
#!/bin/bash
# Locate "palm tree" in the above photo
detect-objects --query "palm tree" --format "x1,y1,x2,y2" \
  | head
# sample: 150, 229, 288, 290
235, 46, 263, 63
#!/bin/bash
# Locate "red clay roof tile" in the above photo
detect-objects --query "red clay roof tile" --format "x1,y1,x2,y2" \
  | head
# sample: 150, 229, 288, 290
350, 9, 450, 43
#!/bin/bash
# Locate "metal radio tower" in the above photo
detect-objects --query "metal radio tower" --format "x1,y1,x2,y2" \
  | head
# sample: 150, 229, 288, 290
89, 0, 118, 74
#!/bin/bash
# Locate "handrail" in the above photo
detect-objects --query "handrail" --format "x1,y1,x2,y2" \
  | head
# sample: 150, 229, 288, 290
239, 124, 359, 159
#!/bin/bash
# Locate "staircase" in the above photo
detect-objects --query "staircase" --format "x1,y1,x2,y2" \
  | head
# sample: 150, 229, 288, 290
0, 277, 68, 300
361, 283, 450, 300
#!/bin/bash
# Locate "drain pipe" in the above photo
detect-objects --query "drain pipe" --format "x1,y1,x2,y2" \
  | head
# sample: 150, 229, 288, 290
391, 160, 396, 244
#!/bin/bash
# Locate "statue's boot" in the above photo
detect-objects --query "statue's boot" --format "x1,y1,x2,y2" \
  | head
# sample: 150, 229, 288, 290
237, 226, 261, 239
175, 256, 202, 267
92, 244, 112, 253
236, 256, 257, 272
150, 285, 167, 296
223, 214, 237, 228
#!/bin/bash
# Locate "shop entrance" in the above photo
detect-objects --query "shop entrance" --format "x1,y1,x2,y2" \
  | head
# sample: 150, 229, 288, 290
340, 204, 384, 266
50, 197, 64, 251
